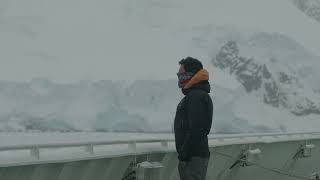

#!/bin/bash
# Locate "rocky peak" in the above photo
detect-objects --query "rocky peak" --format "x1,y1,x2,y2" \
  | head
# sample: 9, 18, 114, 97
292, 0, 320, 23
212, 41, 320, 116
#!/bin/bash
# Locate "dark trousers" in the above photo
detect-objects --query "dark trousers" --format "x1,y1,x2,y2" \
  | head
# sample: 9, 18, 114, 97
178, 157, 209, 180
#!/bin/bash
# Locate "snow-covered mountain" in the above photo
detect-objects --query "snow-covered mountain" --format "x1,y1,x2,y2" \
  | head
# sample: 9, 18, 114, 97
2, 41, 320, 133
1, 0, 320, 133
213, 40, 320, 116
0, 79, 178, 132
210, 28, 320, 132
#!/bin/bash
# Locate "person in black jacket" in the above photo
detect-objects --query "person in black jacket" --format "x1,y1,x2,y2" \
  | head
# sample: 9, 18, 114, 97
174, 57, 213, 180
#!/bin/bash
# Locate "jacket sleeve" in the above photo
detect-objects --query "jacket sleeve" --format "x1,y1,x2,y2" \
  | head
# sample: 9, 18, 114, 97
178, 92, 207, 161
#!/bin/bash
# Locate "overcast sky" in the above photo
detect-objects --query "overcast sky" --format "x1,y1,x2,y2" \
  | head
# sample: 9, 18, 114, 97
1, 0, 320, 82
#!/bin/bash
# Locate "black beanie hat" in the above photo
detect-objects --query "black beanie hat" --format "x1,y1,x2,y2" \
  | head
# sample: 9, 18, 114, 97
179, 57, 203, 73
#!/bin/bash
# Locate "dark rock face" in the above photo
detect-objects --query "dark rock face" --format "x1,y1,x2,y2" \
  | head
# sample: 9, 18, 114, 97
212, 41, 320, 116
292, 0, 320, 23
213, 41, 239, 69
263, 80, 279, 107
214, 41, 263, 93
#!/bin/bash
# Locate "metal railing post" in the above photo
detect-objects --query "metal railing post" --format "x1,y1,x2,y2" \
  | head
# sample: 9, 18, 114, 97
129, 141, 137, 151
161, 141, 169, 149
30, 147, 40, 160
85, 144, 94, 154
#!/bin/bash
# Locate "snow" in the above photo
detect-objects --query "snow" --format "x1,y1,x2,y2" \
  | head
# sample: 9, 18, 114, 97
213, 68, 242, 91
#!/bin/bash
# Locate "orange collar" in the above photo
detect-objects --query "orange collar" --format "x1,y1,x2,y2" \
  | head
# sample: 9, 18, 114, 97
184, 69, 209, 89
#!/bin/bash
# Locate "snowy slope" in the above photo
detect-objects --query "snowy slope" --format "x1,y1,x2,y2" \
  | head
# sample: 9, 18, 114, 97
0, 80, 181, 132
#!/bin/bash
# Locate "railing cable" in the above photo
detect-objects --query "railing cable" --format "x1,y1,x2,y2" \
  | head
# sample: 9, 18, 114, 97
212, 150, 313, 180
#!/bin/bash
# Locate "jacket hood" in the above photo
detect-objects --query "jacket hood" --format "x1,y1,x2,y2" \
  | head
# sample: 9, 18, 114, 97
182, 80, 211, 95
184, 69, 209, 89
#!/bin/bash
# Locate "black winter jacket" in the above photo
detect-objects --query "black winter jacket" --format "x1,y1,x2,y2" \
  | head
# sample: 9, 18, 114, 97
174, 80, 213, 161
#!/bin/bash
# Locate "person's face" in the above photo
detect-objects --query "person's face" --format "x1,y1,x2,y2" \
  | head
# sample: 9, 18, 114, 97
178, 65, 186, 74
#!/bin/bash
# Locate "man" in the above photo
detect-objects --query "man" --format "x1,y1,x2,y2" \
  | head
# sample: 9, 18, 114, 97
174, 57, 213, 180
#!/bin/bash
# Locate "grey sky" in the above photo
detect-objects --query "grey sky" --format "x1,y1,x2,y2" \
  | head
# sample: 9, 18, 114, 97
0, 0, 320, 82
